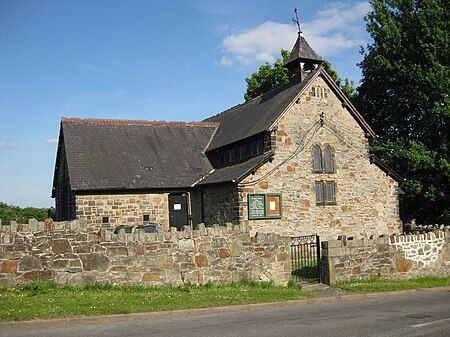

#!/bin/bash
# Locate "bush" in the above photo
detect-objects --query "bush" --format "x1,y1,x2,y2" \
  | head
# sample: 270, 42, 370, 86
0, 202, 50, 225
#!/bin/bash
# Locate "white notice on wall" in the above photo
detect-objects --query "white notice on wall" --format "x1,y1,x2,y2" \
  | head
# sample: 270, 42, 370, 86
174, 203, 182, 210
269, 201, 276, 211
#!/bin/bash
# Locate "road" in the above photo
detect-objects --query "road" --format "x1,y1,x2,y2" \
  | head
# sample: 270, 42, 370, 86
1, 288, 449, 337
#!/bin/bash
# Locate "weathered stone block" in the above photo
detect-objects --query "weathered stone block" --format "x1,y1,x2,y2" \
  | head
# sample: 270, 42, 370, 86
50, 259, 69, 270
395, 258, 412, 273
218, 248, 231, 258
195, 255, 208, 268
23, 270, 55, 281
154, 255, 174, 269
51, 239, 72, 254
142, 274, 162, 283
18, 256, 42, 271
68, 273, 97, 285
106, 246, 128, 256
73, 245, 91, 254
179, 239, 195, 251
351, 266, 361, 275
79, 253, 109, 271
1, 260, 18, 273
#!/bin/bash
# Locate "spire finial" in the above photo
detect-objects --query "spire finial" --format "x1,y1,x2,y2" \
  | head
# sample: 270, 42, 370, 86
292, 7, 302, 35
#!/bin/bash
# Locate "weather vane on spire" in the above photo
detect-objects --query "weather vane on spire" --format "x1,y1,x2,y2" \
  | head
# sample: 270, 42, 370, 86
292, 7, 302, 35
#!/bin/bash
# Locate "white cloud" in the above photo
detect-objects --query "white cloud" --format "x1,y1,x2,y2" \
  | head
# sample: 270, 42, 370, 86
219, 1, 370, 67
46, 138, 58, 144
0, 141, 16, 149
220, 21, 297, 67
302, 1, 371, 56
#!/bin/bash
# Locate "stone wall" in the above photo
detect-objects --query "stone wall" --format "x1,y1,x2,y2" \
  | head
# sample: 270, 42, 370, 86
321, 231, 450, 285
240, 75, 401, 240
0, 219, 291, 287
75, 193, 170, 230
201, 184, 241, 226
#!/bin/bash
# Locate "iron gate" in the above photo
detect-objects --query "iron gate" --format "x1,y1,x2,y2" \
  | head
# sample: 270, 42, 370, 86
291, 235, 321, 282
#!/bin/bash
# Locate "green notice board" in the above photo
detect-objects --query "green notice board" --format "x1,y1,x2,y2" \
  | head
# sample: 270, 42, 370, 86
248, 194, 266, 219
248, 193, 282, 220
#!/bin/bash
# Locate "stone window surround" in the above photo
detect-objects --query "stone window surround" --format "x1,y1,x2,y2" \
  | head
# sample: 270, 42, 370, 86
312, 144, 335, 174
315, 180, 336, 206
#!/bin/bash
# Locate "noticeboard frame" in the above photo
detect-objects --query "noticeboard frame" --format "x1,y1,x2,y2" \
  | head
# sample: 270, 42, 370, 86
248, 193, 282, 220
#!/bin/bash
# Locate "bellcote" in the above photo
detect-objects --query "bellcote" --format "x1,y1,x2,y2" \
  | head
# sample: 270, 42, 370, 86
283, 34, 324, 75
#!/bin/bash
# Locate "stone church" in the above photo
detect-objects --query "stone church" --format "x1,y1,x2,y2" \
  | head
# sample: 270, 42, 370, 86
52, 34, 402, 240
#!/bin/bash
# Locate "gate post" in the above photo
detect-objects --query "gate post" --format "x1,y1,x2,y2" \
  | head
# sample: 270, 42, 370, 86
316, 235, 321, 283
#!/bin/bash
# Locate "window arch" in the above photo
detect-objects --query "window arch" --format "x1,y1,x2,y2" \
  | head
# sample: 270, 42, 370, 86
324, 145, 334, 173
313, 145, 323, 172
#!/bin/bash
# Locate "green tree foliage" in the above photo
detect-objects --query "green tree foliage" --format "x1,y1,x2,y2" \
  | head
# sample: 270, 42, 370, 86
356, 0, 450, 223
244, 50, 290, 101
0, 202, 50, 225
244, 51, 356, 101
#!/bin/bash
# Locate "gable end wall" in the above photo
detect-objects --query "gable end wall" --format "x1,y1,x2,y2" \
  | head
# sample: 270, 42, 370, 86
239, 75, 401, 240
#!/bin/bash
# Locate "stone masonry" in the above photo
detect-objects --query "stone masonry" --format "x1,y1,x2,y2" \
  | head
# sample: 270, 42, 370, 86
239, 76, 401, 240
0, 219, 291, 287
75, 193, 170, 230
321, 231, 450, 285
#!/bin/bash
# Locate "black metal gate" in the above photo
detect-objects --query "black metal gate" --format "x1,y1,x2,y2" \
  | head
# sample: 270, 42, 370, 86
291, 235, 321, 282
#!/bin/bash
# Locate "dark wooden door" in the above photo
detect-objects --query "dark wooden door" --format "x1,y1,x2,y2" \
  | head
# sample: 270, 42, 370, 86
168, 193, 189, 230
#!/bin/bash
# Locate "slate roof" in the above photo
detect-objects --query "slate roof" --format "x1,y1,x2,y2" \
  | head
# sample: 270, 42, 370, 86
195, 151, 274, 186
57, 118, 218, 192
283, 35, 324, 71
204, 68, 320, 151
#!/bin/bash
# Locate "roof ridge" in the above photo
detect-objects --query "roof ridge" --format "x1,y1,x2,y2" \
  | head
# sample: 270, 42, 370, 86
204, 76, 303, 122
61, 117, 219, 127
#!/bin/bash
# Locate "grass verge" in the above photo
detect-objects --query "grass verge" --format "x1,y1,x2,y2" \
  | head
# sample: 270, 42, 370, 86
0, 279, 309, 321
335, 276, 450, 293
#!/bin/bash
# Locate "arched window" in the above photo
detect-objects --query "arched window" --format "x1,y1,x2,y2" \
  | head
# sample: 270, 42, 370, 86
313, 145, 323, 172
324, 145, 334, 173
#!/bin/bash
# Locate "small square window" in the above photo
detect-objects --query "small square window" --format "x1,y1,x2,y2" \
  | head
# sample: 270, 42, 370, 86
102, 216, 109, 224
143, 214, 150, 223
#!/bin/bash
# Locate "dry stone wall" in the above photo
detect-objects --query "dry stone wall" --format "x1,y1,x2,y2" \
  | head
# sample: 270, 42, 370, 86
0, 219, 291, 287
321, 231, 450, 285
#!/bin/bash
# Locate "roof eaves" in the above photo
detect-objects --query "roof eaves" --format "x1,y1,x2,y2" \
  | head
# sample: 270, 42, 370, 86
191, 169, 215, 187
234, 151, 274, 183
370, 155, 404, 182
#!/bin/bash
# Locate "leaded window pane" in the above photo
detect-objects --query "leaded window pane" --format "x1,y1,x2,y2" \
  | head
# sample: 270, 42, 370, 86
326, 181, 336, 204
324, 146, 334, 173
315, 181, 324, 204
313, 146, 323, 172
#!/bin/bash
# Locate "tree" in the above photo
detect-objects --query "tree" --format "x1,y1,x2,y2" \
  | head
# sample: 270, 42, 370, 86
244, 50, 290, 101
244, 51, 356, 101
356, 0, 450, 224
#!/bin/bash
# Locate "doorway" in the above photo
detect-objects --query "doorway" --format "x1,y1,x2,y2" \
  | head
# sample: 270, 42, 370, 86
168, 193, 189, 230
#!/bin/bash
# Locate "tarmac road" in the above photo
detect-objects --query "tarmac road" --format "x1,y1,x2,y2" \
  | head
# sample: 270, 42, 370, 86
1, 287, 449, 337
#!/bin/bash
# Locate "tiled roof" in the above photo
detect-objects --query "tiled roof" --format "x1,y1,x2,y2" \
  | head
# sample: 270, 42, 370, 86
195, 151, 274, 186
60, 118, 217, 191
283, 35, 324, 70
204, 69, 320, 151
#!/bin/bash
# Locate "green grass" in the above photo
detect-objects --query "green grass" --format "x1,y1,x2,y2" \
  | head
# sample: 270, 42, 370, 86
335, 277, 450, 293
0, 279, 309, 321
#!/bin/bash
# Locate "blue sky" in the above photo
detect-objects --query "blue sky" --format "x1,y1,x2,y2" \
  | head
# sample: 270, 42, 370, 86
0, 0, 371, 208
